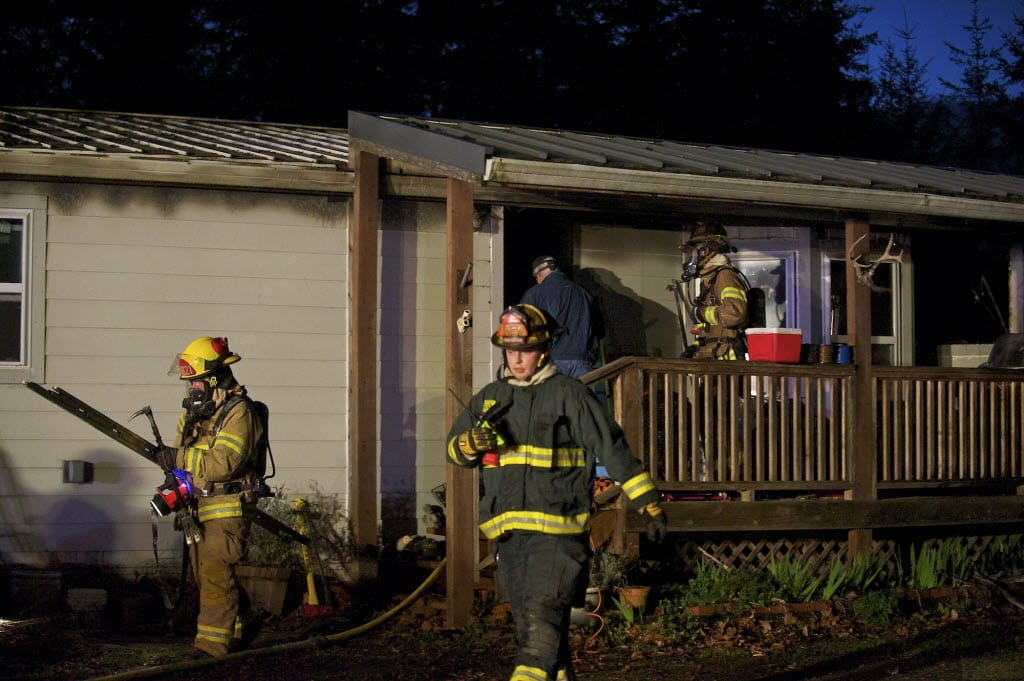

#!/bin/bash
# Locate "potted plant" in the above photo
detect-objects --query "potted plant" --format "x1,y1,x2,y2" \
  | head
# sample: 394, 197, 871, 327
590, 550, 652, 610
239, 487, 353, 616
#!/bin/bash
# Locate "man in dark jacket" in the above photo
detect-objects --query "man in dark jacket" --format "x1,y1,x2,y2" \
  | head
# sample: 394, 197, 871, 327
521, 255, 601, 379
447, 303, 666, 681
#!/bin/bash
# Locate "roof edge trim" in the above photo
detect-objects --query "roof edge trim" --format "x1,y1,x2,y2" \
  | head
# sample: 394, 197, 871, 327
348, 111, 486, 181
486, 158, 1024, 224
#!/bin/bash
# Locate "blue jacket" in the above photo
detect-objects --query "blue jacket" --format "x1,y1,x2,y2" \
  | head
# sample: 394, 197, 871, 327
522, 270, 598, 363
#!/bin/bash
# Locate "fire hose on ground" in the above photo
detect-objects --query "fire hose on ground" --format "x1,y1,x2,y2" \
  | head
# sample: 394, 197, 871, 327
86, 557, 448, 681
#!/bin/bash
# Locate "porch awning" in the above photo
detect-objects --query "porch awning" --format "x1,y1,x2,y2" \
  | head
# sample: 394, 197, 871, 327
348, 111, 1024, 227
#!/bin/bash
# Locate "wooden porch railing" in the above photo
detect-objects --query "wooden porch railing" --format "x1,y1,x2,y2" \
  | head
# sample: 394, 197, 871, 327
876, 367, 1024, 487
584, 358, 1024, 497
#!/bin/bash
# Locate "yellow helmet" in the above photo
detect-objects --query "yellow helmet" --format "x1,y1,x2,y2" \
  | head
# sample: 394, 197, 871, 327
491, 304, 555, 350
170, 336, 240, 380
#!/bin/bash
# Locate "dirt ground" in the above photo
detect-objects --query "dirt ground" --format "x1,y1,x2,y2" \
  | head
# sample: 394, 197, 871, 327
5, 572, 1024, 681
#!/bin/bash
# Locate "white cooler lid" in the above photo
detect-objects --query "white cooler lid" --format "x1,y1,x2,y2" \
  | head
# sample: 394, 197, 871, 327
746, 327, 802, 335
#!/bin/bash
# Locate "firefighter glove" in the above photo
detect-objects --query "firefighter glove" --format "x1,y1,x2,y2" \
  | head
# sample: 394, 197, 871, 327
456, 426, 499, 458
642, 502, 667, 544
156, 446, 178, 471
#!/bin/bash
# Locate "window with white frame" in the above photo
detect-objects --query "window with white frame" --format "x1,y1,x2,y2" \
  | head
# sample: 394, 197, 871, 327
0, 199, 46, 381
731, 252, 798, 330
823, 252, 914, 366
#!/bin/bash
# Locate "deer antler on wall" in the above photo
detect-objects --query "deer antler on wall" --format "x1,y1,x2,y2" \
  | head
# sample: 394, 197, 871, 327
848, 233, 904, 291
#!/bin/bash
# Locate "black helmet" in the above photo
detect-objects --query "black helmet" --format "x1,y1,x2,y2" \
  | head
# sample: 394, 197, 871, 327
679, 222, 731, 281
688, 221, 729, 245
491, 304, 555, 350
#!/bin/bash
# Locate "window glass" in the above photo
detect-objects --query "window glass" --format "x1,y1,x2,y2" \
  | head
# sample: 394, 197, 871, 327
0, 216, 26, 364
828, 259, 894, 336
0, 219, 24, 284
733, 254, 795, 329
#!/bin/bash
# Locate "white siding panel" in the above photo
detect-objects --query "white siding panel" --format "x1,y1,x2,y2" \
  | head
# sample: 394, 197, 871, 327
50, 215, 346, 253
0, 181, 350, 569
46, 300, 344, 333
580, 223, 687, 358
45, 329, 347, 363
48, 243, 344, 280
45, 356, 346, 387
47, 271, 346, 308
48, 185, 348, 228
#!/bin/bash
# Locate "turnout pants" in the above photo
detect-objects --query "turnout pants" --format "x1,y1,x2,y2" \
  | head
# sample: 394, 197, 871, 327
496, 532, 589, 681
188, 515, 249, 656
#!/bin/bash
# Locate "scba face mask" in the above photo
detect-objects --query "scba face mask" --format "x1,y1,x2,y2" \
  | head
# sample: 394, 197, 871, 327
679, 243, 705, 282
181, 369, 231, 418
183, 380, 216, 418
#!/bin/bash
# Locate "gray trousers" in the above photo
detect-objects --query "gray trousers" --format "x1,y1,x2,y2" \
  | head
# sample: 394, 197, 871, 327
496, 532, 589, 680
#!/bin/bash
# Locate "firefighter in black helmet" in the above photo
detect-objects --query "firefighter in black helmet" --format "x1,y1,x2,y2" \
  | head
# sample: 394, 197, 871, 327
159, 336, 263, 657
447, 304, 666, 681
679, 222, 749, 359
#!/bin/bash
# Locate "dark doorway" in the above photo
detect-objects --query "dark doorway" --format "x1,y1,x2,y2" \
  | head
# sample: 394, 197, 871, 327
502, 208, 578, 306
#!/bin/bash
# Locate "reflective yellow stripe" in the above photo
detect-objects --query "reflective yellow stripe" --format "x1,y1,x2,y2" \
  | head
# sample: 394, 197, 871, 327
196, 623, 233, 644
184, 445, 208, 474
197, 499, 243, 522
500, 445, 585, 468
703, 306, 718, 324
511, 665, 548, 681
621, 472, 657, 500
448, 436, 464, 462
556, 670, 572, 681
214, 430, 245, 455
721, 286, 746, 302
479, 510, 589, 539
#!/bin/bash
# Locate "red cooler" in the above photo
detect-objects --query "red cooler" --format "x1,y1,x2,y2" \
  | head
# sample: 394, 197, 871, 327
746, 328, 802, 363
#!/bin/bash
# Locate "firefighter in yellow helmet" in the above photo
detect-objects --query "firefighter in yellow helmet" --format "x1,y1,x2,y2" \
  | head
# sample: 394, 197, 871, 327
157, 336, 263, 657
679, 222, 749, 360
447, 304, 666, 681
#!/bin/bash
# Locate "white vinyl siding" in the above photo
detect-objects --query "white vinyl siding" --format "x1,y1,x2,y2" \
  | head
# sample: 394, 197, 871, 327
0, 182, 348, 568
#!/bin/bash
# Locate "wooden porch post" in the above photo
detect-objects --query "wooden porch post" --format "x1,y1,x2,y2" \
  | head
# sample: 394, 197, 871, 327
1010, 245, 1023, 334
845, 216, 876, 559
612, 363, 644, 555
445, 177, 476, 628
350, 150, 380, 580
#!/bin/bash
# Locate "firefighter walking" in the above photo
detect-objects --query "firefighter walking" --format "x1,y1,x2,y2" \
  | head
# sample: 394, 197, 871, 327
679, 222, 749, 359
447, 304, 666, 681
158, 336, 264, 658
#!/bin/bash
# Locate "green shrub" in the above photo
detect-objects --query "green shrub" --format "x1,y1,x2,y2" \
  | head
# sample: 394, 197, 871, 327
853, 590, 897, 625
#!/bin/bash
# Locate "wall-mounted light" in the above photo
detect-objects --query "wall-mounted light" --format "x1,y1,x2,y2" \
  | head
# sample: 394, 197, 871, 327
62, 460, 94, 484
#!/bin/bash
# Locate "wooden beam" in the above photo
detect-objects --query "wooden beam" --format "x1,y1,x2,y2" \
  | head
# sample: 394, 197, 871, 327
349, 150, 380, 581
445, 177, 476, 628
845, 216, 876, 557
1010, 244, 1023, 334
625, 496, 1024, 533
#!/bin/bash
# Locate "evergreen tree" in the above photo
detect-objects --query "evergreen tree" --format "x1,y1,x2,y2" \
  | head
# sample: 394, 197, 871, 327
872, 16, 948, 164
0, 0, 879, 153
998, 4, 1024, 173
941, 0, 1007, 170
